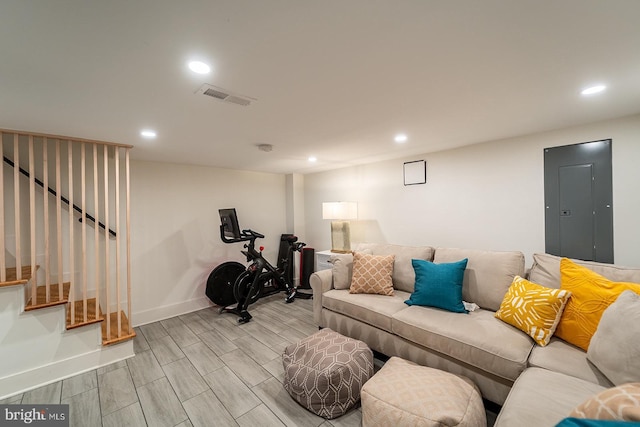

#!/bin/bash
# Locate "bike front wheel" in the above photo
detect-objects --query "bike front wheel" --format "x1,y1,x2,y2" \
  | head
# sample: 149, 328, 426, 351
234, 271, 266, 306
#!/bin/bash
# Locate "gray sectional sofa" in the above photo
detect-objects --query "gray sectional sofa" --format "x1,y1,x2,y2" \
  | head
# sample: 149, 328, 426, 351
309, 244, 640, 426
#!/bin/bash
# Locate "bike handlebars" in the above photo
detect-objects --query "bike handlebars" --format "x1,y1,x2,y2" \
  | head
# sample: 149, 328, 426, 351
219, 225, 305, 254
220, 225, 264, 244
242, 229, 265, 239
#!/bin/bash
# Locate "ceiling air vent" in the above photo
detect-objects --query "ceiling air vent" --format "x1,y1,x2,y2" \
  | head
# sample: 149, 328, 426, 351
196, 84, 256, 107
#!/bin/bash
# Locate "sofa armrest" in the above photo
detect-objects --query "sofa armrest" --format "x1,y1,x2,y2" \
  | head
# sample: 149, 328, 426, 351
310, 269, 334, 327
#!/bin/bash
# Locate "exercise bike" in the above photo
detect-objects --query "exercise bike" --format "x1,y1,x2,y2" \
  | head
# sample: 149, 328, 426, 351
206, 209, 311, 324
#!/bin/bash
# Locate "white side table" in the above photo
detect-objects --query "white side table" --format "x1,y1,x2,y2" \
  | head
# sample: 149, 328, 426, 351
316, 250, 333, 271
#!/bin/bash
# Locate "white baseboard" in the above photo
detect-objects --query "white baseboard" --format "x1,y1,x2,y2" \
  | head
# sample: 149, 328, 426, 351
0, 340, 134, 400
132, 296, 214, 327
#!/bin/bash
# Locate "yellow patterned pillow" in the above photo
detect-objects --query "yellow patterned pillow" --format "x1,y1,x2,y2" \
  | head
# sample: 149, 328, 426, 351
555, 258, 640, 351
495, 276, 571, 346
349, 252, 395, 296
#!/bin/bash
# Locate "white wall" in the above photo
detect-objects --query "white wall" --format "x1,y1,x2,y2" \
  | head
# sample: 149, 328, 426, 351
285, 173, 306, 240
285, 173, 307, 282
130, 161, 289, 325
303, 114, 640, 268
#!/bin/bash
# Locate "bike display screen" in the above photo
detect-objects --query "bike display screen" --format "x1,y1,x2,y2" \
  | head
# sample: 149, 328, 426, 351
219, 208, 241, 239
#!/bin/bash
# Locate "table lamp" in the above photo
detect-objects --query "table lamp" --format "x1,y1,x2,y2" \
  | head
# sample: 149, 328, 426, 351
322, 202, 358, 253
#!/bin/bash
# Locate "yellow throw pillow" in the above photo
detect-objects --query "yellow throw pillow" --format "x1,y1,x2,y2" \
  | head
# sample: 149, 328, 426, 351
555, 258, 640, 351
349, 252, 395, 296
495, 276, 571, 346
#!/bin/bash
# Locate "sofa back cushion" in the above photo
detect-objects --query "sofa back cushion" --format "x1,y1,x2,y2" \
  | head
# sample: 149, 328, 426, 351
353, 243, 434, 293
587, 290, 640, 386
434, 248, 525, 311
529, 253, 640, 289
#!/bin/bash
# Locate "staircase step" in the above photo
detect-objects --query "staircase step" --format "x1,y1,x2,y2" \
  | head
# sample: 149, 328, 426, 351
102, 311, 136, 346
25, 283, 71, 311
1, 265, 38, 287
66, 298, 104, 329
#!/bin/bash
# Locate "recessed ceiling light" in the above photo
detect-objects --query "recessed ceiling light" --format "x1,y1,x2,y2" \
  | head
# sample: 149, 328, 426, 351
581, 85, 606, 95
308, 156, 317, 162
140, 129, 157, 139
188, 61, 211, 74
394, 134, 408, 143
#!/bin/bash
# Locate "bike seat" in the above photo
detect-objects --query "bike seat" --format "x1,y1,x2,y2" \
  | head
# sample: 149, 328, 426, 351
281, 235, 298, 243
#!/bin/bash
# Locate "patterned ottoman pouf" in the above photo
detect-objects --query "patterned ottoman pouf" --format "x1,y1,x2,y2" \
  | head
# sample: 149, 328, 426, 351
282, 328, 374, 419
361, 357, 486, 427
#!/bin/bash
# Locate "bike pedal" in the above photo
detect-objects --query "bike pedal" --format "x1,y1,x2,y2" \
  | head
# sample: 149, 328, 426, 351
238, 311, 252, 324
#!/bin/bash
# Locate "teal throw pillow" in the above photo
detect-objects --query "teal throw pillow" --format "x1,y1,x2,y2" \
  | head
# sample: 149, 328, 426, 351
405, 258, 468, 313
556, 418, 640, 427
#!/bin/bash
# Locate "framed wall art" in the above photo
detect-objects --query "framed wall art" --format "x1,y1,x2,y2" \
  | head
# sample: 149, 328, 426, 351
403, 160, 426, 185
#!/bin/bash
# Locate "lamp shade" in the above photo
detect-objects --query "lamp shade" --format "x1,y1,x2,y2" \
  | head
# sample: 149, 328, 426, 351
322, 202, 358, 220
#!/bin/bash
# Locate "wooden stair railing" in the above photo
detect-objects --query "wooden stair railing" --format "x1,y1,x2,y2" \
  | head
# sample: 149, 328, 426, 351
2, 156, 117, 238
1, 129, 135, 346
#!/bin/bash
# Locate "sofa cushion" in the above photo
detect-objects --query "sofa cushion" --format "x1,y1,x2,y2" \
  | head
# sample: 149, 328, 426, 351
528, 337, 613, 387
391, 305, 533, 381
570, 383, 640, 422
495, 275, 571, 346
555, 258, 640, 351
349, 252, 395, 296
529, 253, 640, 289
588, 290, 640, 386
434, 248, 525, 311
323, 289, 412, 333
494, 367, 606, 427
405, 258, 468, 313
354, 243, 434, 293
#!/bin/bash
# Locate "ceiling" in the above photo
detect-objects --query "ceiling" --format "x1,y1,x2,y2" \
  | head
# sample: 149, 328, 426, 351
1, 1, 639, 175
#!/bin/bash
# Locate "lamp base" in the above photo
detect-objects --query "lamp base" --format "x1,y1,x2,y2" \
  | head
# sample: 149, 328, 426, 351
330, 221, 352, 253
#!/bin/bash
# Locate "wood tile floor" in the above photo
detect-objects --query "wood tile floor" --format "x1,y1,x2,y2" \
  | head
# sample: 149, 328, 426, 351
1, 293, 498, 426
